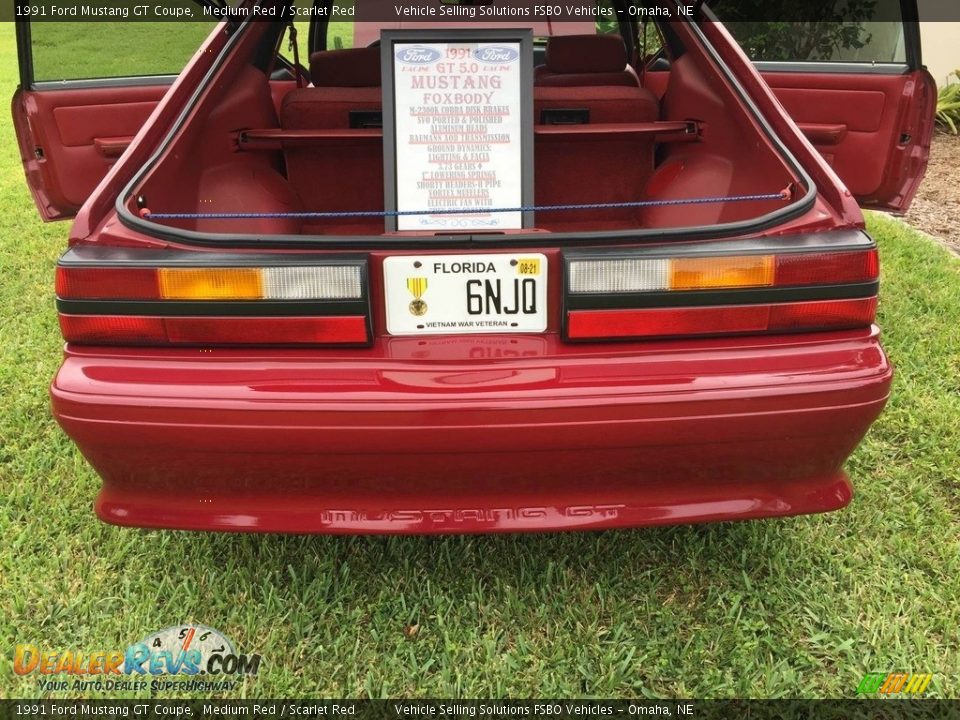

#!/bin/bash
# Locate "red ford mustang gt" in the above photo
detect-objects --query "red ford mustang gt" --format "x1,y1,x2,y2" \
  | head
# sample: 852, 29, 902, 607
13, 0, 936, 533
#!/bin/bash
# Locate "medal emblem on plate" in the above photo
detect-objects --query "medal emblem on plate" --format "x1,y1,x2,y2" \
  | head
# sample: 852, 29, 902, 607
407, 277, 428, 316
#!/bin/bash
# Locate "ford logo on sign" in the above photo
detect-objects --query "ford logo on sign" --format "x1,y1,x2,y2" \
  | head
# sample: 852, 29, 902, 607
473, 46, 520, 64
396, 46, 442, 65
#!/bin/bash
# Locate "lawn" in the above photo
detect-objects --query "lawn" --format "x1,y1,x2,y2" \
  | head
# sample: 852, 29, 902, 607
28, 22, 215, 81
1, 23, 959, 700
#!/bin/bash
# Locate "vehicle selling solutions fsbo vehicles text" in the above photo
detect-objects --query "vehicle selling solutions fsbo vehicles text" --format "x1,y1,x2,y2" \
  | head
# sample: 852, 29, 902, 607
394, 4, 693, 18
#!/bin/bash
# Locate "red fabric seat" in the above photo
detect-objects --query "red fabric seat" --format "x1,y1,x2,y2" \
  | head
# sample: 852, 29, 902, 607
278, 40, 661, 234
534, 85, 660, 124
310, 47, 381, 88
280, 47, 384, 234
532, 36, 660, 231
534, 34, 639, 88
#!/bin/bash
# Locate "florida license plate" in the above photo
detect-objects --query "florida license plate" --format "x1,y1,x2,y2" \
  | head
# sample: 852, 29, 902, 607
384, 254, 548, 335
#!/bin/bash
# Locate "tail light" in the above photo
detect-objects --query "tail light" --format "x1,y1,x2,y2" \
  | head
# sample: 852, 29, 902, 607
566, 298, 878, 339
564, 233, 879, 341
56, 250, 370, 346
57, 315, 369, 346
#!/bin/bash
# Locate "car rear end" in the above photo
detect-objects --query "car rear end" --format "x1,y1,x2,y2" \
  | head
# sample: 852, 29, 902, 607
48, 13, 893, 534
51, 228, 890, 533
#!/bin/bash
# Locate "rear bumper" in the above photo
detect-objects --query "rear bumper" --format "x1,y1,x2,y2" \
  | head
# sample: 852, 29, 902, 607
51, 329, 892, 534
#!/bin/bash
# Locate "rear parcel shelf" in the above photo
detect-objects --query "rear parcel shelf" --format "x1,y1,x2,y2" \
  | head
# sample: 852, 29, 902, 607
235, 120, 704, 149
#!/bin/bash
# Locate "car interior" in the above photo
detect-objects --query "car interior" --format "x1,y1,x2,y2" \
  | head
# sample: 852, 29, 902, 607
15, 0, 932, 229
123, 16, 811, 239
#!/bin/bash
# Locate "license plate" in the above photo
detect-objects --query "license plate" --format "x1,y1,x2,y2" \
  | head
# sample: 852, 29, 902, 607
383, 254, 548, 335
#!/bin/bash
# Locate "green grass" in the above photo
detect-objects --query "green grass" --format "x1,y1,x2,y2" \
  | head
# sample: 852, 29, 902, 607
1, 24, 959, 700
29, 22, 216, 82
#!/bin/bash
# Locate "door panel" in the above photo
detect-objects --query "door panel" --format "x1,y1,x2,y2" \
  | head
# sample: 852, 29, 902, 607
13, 85, 168, 220
761, 68, 936, 212
13, 16, 219, 221
711, 0, 936, 213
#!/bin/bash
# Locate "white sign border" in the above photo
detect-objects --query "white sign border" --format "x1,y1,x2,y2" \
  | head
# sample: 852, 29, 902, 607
380, 29, 536, 234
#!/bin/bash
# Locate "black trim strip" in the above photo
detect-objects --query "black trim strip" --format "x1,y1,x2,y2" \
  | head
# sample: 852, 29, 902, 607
57, 246, 370, 269
562, 229, 874, 263
901, 0, 922, 70
752, 61, 911, 76
32, 76, 179, 91
56, 299, 369, 318
14, 9, 33, 89
566, 282, 878, 311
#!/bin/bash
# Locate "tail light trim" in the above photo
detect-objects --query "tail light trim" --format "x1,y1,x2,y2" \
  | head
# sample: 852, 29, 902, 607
56, 247, 372, 347
563, 230, 880, 342
565, 281, 878, 310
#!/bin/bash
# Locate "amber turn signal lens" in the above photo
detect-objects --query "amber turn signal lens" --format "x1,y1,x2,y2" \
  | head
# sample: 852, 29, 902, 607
158, 268, 264, 300
669, 256, 775, 290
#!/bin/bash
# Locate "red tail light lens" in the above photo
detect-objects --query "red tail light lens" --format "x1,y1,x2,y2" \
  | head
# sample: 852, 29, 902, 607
774, 249, 878, 286
58, 316, 166, 345
59, 315, 370, 346
768, 297, 878, 331
567, 298, 878, 341
55, 267, 161, 300
163, 317, 369, 345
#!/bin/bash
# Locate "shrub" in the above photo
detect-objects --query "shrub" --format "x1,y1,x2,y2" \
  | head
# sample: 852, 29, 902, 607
936, 70, 960, 135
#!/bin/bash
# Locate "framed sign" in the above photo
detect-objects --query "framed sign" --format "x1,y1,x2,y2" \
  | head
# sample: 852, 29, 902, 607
381, 29, 534, 233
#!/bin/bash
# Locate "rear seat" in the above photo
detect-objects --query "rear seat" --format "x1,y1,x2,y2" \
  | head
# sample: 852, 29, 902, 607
535, 34, 640, 88
533, 35, 660, 230
278, 39, 660, 234
280, 47, 384, 234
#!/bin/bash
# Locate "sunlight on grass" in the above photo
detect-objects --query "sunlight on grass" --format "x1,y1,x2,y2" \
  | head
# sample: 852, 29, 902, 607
0, 23, 958, 700
29, 22, 216, 81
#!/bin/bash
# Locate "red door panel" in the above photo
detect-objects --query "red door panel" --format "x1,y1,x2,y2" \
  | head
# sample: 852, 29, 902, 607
12, 85, 169, 221
761, 69, 937, 213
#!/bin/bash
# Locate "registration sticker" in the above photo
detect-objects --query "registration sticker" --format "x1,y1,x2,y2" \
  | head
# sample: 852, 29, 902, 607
516, 258, 541, 275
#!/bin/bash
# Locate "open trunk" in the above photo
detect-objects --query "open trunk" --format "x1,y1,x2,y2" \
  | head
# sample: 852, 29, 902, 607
122, 21, 811, 242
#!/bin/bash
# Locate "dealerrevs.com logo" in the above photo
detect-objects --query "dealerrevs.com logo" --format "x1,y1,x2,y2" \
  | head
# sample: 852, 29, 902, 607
14, 624, 262, 693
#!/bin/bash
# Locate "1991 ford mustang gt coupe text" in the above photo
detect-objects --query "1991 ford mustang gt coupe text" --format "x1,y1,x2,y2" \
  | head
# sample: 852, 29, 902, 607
13, 0, 936, 532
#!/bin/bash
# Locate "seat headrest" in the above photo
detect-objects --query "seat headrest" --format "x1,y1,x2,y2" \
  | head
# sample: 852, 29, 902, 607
310, 47, 381, 88
546, 34, 628, 75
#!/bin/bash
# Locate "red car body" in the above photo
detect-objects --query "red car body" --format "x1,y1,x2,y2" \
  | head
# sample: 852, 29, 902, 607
14, 3, 936, 533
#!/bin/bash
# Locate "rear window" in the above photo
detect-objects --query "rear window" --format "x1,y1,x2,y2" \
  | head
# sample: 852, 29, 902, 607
29, 21, 217, 82
710, 0, 907, 63
324, 0, 623, 51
